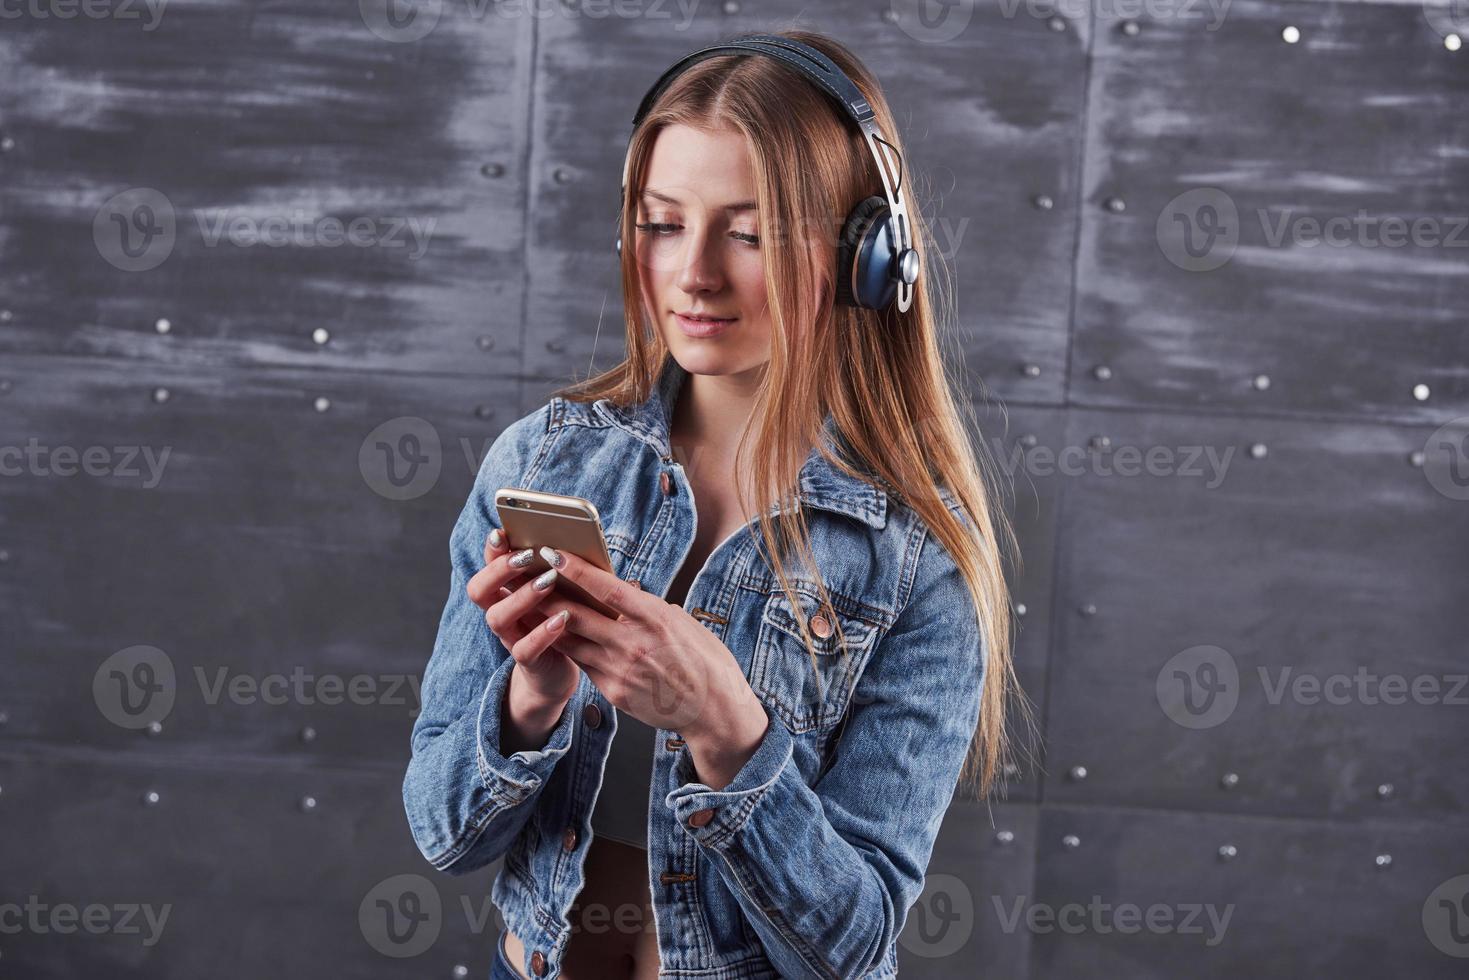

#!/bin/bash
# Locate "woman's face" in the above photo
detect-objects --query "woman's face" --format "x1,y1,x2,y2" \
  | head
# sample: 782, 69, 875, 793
635, 124, 773, 379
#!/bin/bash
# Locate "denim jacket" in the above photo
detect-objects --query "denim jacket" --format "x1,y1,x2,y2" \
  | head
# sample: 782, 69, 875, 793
402, 356, 986, 979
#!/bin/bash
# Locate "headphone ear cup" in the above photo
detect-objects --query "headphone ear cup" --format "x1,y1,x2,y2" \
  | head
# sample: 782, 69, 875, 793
833, 195, 896, 309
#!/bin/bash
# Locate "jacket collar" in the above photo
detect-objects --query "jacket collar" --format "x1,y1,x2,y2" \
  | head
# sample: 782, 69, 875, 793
592, 355, 888, 530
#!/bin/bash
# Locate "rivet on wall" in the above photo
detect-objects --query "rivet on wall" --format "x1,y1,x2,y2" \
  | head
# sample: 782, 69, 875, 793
881, 7, 898, 23
1446, 33, 1462, 52
1412, 383, 1430, 401
300, 795, 318, 813
1015, 602, 1027, 617
1408, 451, 1425, 468
1048, 15, 1067, 32
1002, 762, 1022, 780
477, 336, 494, 352
1021, 363, 1041, 378
1120, 19, 1140, 36
1375, 853, 1392, 869
1019, 434, 1038, 448
300, 725, 317, 744
1062, 834, 1081, 849
552, 167, 571, 184
1249, 443, 1268, 460
453, 966, 470, 979
1092, 365, 1112, 381
1252, 373, 1270, 391
1281, 25, 1301, 44
546, 339, 566, 354
1068, 765, 1088, 781
0, 379, 12, 396
0, 548, 9, 562
722, 0, 740, 13
0, 135, 14, 153
312, 328, 330, 346
1376, 782, 1394, 800
480, 163, 505, 179
143, 790, 161, 807
1220, 772, 1239, 790
146, 720, 163, 736
0, 709, 8, 725
474, 405, 493, 420
1033, 193, 1054, 211
0, 309, 12, 322
1079, 602, 1097, 617
1105, 196, 1126, 213
995, 830, 1015, 846
155, 318, 171, 335
314, 396, 331, 413
1089, 434, 1112, 451
152, 387, 171, 405
1218, 844, 1237, 861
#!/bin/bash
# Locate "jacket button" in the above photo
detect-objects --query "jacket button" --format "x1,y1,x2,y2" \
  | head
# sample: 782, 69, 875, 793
688, 808, 716, 828
530, 950, 547, 975
811, 613, 833, 639
562, 826, 578, 851
660, 471, 674, 496
582, 702, 602, 730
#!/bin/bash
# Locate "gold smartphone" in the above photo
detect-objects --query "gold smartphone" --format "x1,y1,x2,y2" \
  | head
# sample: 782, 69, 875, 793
495, 487, 622, 620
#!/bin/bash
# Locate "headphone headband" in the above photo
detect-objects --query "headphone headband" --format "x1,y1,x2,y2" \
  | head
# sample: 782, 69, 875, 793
632, 33, 875, 130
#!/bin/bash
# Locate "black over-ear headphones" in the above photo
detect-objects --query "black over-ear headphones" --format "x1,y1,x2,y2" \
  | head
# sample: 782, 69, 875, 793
614, 33, 920, 314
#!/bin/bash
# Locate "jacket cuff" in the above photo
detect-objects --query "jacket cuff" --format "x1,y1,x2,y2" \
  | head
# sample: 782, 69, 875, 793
663, 700, 794, 848
475, 655, 576, 804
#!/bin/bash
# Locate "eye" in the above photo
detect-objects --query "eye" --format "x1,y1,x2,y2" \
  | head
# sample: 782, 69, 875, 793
633, 222, 761, 248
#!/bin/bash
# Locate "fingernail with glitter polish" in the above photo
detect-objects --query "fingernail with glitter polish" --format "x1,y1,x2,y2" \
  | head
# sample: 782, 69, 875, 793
539, 546, 564, 569
532, 568, 558, 591
509, 547, 535, 568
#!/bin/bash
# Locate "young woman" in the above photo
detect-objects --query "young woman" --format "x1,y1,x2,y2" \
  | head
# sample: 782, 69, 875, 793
404, 29, 1030, 980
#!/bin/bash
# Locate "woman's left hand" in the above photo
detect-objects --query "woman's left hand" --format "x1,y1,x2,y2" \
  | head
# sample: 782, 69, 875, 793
534, 545, 768, 753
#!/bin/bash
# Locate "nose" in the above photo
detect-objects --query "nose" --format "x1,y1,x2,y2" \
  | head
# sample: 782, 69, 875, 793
674, 222, 724, 295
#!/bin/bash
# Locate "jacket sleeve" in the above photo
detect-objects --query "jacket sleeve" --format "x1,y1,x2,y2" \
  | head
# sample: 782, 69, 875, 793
402, 403, 578, 876
663, 519, 986, 979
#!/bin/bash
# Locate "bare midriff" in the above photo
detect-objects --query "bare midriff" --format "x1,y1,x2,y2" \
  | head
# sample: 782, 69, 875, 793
503, 836, 660, 979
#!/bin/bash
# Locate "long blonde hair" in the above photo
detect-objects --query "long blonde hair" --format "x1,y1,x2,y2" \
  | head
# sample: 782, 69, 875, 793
553, 27, 1036, 802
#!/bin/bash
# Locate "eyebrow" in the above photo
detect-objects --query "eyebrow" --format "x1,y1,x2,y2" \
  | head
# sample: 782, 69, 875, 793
641, 189, 757, 212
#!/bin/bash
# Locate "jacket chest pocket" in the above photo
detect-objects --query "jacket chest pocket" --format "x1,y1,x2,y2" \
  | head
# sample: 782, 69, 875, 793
749, 588, 880, 735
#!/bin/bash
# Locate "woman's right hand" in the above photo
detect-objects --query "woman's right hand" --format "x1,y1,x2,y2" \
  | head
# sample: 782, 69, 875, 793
465, 528, 582, 710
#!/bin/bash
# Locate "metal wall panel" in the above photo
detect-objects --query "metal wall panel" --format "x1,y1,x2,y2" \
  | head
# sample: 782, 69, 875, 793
0, 2, 533, 376
1043, 408, 1469, 822
0, 354, 526, 764
1071, 0, 1469, 423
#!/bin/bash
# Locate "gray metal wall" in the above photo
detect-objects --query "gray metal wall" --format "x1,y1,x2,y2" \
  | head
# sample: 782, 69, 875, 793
2, 0, 1466, 976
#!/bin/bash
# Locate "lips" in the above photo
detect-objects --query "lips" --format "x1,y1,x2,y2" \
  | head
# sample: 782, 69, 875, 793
674, 312, 738, 338
676, 312, 736, 321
